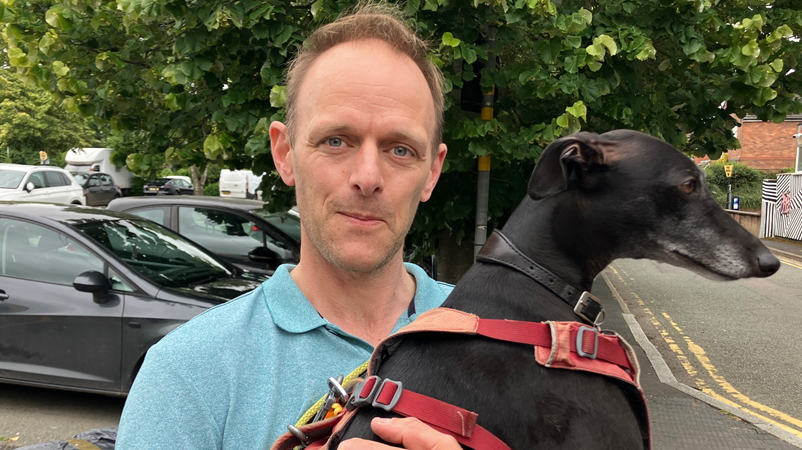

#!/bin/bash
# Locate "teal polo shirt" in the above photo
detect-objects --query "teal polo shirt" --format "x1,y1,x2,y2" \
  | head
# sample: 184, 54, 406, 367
116, 263, 453, 450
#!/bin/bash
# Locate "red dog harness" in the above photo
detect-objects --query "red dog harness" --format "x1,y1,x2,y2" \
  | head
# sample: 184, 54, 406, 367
272, 308, 649, 450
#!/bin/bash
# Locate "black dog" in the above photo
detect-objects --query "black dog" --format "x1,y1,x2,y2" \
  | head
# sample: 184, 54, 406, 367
328, 130, 780, 449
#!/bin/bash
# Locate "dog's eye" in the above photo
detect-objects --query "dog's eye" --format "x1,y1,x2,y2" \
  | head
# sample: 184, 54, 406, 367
680, 179, 696, 195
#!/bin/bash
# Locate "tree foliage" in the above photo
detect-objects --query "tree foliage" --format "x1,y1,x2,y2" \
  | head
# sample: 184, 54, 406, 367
2, 0, 800, 252
1, 52, 98, 164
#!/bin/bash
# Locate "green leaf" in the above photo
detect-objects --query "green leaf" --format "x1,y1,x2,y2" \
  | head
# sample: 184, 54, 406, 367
310, 0, 324, 18
595, 35, 617, 56
565, 100, 587, 121
244, 134, 269, 157
204, 134, 222, 159
587, 61, 602, 71
45, 6, 63, 28
442, 32, 461, 48
769, 59, 783, 73
564, 55, 579, 74
578, 8, 592, 24
270, 85, 287, 108
462, 46, 477, 64
53, 61, 70, 77
273, 25, 293, 47
658, 59, 671, 71
556, 114, 569, 128
586, 44, 603, 57
195, 57, 213, 71
634, 41, 656, 61
564, 36, 582, 49
165, 93, 180, 111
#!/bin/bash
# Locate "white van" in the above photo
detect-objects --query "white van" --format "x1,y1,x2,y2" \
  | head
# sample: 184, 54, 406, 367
219, 170, 263, 199
65, 148, 135, 196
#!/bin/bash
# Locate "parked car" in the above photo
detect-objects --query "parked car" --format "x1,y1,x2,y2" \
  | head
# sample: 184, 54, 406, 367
143, 177, 194, 196
0, 164, 85, 205
0, 202, 266, 395
107, 196, 300, 275
73, 172, 122, 206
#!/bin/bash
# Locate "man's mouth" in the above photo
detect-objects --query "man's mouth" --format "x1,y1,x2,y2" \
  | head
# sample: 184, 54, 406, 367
339, 211, 384, 223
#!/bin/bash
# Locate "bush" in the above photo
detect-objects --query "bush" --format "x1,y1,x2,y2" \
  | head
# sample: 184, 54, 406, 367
204, 182, 219, 197
703, 162, 767, 212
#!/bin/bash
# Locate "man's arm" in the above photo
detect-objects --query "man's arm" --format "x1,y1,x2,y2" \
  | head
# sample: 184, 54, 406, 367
116, 346, 222, 450
338, 418, 462, 450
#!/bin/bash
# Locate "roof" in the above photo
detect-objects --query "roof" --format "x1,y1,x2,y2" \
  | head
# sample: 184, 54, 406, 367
742, 114, 802, 122
0, 202, 143, 225
107, 195, 269, 212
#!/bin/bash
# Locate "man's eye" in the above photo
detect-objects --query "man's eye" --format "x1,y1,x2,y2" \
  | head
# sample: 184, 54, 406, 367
326, 137, 343, 147
392, 146, 410, 157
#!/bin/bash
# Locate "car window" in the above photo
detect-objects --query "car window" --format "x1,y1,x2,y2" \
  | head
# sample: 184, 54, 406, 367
44, 171, 68, 187
0, 218, 104, 285
108, 268, 135, 293
27, 172, 46, 189
0, 170, 26, 189
60, 173, 73, 186
129, 208, 167, 226
178, 207, 282, 257
88, 176, 101, 187
73, 174, 88, 185
251, 210, 302, 243
74, 218, 231, 288
101, 175, 113, 186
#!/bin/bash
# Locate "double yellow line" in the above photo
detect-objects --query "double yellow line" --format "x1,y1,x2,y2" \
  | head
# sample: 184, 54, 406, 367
608, 263, 802, 439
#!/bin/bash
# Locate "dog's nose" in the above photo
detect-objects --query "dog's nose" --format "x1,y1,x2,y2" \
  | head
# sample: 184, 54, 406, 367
756, 250, 780, 277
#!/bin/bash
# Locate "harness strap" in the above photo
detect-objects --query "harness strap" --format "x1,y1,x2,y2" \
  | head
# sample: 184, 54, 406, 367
352, 376, 512, 450
475, 318, 633, 372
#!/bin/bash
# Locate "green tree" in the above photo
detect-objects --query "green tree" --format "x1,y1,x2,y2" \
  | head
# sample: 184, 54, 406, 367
0, 67, 98, 164
2, 0, 800, 257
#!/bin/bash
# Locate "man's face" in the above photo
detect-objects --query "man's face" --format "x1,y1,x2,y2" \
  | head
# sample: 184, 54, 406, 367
272, 39, 446, 274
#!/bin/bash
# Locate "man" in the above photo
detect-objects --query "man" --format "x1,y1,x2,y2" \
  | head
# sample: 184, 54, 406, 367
117, 4, 459, 449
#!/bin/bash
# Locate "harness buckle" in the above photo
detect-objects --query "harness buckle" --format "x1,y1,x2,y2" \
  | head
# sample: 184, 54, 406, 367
573, 291, 605, 326
371, 378, 404, 412
576, 326, 599, 360
346, 375, 381, 410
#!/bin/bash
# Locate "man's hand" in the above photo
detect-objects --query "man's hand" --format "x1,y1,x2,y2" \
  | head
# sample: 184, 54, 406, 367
338, 417, 461, 450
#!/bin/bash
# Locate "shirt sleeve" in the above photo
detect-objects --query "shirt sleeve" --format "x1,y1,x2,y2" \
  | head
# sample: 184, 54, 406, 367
116, 342, 222, 450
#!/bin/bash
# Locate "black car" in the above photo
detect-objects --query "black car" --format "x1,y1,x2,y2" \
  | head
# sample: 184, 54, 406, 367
0, 202, 265, 395
73, 172, 122, 206
143, 177, 194, 196
107, 196, 301, 275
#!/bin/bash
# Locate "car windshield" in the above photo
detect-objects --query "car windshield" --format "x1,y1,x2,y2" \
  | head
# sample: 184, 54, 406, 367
250, 210, 301, 242
73, 218, 233, 288
0, 169, 26, 189
73, 174, 88, 185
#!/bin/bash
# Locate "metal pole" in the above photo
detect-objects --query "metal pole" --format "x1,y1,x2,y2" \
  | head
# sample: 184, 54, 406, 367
727, 181, 732, 209
474, 28, 495, 259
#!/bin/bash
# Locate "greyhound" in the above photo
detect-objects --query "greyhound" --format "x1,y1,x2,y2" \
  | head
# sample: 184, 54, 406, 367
322, 130, 781, 449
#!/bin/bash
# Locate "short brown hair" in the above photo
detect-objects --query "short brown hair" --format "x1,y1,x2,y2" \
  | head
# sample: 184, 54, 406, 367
284, 3, 445, 151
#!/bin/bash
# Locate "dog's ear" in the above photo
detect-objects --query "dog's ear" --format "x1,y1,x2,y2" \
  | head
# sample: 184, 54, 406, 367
528, 132, 611, 200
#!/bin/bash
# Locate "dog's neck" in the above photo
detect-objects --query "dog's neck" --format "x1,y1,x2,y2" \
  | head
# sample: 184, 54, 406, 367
500, 194, 614, 293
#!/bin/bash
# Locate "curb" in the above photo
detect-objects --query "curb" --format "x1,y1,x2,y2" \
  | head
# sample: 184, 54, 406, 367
602, 272, 802, 449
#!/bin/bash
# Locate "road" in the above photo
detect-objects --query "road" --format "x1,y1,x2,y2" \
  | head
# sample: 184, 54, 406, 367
606, 253, 802, 439
0, 384, 123, 447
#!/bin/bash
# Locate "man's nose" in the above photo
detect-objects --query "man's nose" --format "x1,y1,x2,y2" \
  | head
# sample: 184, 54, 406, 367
349, 144, 384, 196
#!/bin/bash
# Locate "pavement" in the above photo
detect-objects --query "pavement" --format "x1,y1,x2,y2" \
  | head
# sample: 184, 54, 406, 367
2, 238, 800, 450
591, 237, 802, 450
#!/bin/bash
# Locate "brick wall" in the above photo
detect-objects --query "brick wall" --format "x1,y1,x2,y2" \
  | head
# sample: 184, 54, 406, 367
733, 120, 799, 171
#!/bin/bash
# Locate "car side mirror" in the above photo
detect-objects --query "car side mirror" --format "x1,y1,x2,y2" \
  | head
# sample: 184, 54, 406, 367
24, 182, 35, 193
248, 247, 281, 266
73, 270, 112, 304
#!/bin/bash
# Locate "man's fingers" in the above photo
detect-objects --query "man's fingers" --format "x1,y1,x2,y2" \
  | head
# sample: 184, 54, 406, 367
370, 417, 461, 450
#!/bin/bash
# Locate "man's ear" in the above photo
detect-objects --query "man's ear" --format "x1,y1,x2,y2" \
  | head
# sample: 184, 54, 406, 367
420, 143, 447, 202
270, 121, 295, 186
527, 132, 614, 200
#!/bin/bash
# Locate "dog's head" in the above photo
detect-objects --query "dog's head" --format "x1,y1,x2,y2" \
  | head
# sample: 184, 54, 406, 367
527, 130, 779, 280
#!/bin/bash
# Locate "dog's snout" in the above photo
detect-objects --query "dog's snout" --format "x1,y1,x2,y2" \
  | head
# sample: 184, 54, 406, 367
756, 250, 781, 277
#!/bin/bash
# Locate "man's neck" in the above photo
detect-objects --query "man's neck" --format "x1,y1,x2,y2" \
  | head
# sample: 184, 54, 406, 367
290, 255, 416, 346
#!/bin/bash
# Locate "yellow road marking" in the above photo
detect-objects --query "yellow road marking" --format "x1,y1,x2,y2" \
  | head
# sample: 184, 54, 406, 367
609, 263, 802, 438
778, 256, 802, 270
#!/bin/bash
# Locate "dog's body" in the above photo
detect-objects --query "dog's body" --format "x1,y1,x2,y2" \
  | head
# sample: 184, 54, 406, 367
331, 130, 780, 449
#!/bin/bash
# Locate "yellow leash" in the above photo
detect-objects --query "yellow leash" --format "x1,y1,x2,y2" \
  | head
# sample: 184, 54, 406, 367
295, 360, 370, 427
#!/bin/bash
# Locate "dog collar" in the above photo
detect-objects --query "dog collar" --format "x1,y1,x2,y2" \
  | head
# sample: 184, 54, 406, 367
475, 230, 605, 325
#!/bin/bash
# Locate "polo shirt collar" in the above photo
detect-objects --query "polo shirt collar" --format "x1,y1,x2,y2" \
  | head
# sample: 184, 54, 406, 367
264, 263, 445, 335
